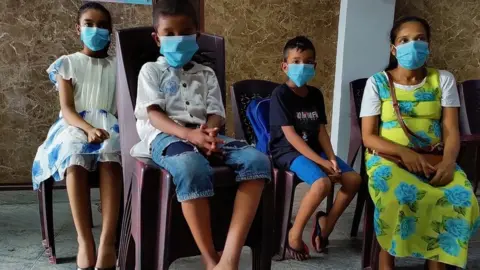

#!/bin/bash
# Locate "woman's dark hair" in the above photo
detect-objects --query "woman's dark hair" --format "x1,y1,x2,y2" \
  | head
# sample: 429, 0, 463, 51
385, 16, 431, 70
152, 0, 198, 30
77, 1, 113, 30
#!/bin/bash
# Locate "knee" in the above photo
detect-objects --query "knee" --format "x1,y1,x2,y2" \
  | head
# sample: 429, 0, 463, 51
344, 173, 362, 192
66, 165, 88, 176
310, 177, 332, 196
98, 161, 121, 172
238, 147, 271, 171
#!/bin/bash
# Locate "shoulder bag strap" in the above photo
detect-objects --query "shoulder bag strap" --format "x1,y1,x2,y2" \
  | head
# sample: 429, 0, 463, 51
386, 71, 431, 148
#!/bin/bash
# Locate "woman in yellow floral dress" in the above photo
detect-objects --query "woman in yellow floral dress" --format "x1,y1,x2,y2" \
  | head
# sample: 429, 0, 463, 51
360, 16, 479, 269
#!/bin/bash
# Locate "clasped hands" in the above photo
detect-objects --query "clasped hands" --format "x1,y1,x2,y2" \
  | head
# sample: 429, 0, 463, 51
318, 158, 342, 183
186, 124, 223, 156
399, 148, 455, 186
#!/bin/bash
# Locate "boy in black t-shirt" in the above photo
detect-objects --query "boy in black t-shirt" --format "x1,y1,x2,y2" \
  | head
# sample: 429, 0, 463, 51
269, 36, 361, 260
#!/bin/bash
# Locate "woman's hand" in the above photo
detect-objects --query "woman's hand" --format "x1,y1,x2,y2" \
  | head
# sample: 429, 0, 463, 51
87, 128, 109, 144
429, 161, 455, 187
399, 148, 436, 177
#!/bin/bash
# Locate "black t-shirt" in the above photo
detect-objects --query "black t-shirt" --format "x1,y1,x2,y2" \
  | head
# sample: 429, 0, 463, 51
269, 84, 327, 169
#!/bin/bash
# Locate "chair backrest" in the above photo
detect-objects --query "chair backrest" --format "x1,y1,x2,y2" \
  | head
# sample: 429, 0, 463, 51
458, 80, 480, 135
348, 78, 368, 167
115, 26, 226, 185
230, 80, 280, 144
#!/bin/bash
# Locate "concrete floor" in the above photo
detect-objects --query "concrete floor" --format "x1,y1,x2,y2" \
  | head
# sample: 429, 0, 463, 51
1, 185, 479, 270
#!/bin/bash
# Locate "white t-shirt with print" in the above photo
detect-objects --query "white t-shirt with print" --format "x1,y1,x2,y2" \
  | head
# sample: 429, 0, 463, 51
360, 70, 460, 118
131, 56, 225, 157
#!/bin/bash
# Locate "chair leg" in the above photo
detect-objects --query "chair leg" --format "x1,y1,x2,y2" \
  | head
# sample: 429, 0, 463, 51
119, 182, 133, 270
134, 167, 169, 270
38, 186, 47, 249
252, 244, 272, 270
87, 190, 94, 228
115, 184, 124, 256
362, 196, 375, 270
351, 183, 367, 237
473, 147, 480, 194
273, 174, 297, 261
252, 180, 274, 270
39, 179, 56, 264
326, 186, 335, 213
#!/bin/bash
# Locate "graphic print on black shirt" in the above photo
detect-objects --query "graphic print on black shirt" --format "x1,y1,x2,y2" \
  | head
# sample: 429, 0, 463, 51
269, 84, 327, 169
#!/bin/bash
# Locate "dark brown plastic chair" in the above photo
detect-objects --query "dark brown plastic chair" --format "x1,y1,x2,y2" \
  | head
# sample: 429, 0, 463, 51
351, 78, 480, 270
230, 79, 366, 261
458, 80, 480, 194
115, 27, 273, 270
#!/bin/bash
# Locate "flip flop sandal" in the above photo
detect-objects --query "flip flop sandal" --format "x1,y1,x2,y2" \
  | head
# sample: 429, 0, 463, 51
77, 267, 94, 270
285, 242, 310, 261
311, 211, 329, 253
285, 222, 310, 261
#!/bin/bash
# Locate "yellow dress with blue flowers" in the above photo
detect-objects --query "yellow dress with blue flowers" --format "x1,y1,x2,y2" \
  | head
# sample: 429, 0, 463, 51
365, 68, 479, 268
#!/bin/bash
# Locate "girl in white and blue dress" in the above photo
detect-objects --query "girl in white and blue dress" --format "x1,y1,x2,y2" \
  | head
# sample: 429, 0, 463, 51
32, 2, 121, 270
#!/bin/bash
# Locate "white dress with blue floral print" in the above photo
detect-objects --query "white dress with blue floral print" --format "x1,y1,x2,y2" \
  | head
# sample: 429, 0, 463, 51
32, 53, 121, 190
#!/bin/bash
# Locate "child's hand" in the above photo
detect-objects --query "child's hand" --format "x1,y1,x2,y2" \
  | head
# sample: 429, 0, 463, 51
87, 128, 109, 144
201, 125, 221, 155
187, 126, 223, 154
330, 159, 341, 174
318, 159, 336, 176
318, 159, 341, 182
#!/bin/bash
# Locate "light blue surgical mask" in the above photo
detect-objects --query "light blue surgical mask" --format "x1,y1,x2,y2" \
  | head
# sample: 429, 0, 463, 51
80, 26, 110, 52
160, 35, 199, 68
395, 40, 430, 70
287, 64, 315, 87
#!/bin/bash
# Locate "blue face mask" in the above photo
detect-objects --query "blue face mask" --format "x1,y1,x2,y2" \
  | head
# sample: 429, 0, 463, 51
286, 64, 315, 87
80, 26, 110, 52
395, 41, 430, 70
160, 35, 199, 68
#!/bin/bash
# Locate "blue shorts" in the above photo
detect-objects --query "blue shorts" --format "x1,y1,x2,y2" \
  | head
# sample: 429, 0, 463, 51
289, 153, 354, 185
151, 133, 271, 202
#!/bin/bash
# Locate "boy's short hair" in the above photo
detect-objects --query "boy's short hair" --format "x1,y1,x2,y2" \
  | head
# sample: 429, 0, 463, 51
152, 0, 198, 30
283, 36, 316, 60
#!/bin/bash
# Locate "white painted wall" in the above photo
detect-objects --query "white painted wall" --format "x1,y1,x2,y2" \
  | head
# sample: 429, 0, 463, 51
331, 0, 396, 160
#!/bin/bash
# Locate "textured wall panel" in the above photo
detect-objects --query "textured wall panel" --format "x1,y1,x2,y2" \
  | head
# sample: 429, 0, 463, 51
0, 0, 151, 184
205, 0, 340, 134
1, 0, 340, 184
396, 0, 480, 81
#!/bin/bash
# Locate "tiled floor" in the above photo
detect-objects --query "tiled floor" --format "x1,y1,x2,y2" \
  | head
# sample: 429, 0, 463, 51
0, 186, 479, 269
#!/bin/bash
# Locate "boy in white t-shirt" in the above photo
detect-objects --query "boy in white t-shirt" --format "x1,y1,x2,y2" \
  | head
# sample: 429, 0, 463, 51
131, 1, 271, 269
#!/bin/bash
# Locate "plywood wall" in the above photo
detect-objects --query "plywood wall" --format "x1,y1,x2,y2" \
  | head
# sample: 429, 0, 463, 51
5, 0, 479, 184
395, 0, 480, 81
0, 0, 151, 184
0, 0, 340, 184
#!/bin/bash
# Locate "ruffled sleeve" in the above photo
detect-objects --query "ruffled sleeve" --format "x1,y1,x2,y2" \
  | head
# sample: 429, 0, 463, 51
46, 55, 74, 90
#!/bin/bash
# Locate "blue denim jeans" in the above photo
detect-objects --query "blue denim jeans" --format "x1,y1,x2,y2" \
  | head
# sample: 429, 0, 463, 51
151, 133, 271, 202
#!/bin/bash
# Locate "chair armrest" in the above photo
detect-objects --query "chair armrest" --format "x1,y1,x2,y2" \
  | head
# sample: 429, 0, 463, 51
460, 134, 480, 146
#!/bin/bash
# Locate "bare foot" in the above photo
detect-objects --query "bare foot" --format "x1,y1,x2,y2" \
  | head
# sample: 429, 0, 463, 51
212, 262, 238, 270
77, 240, 96, 268
203, 253, 220, 270
95, 243, 116, 268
